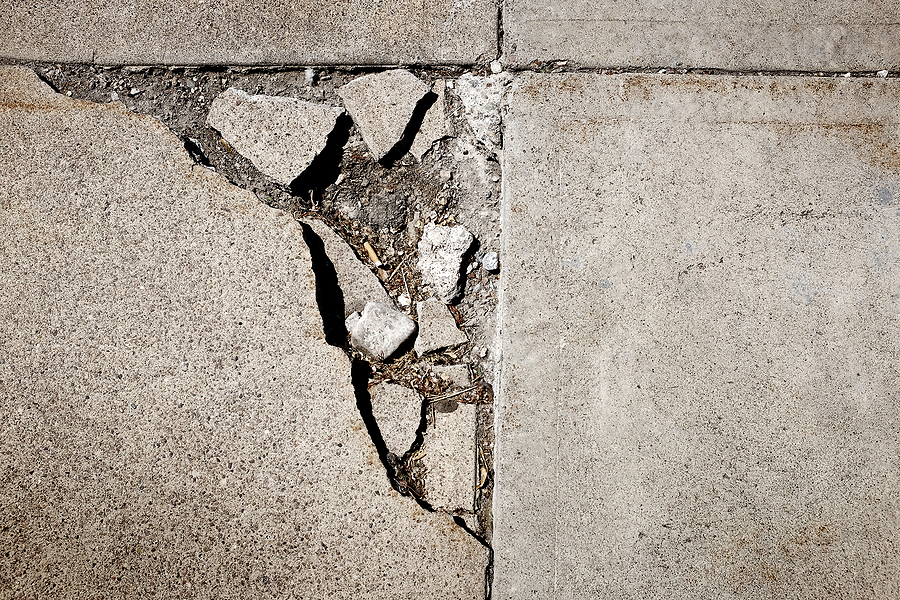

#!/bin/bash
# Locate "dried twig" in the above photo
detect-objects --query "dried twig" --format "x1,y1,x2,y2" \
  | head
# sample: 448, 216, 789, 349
426, 385, 479, 403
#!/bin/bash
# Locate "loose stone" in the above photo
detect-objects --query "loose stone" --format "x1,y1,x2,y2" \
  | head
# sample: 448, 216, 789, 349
350, 302, 417, 360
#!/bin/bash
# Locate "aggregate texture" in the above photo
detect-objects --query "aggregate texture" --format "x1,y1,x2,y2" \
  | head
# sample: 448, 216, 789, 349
496, 72, 900, 599
0, 0, 497, 65
502, 0, 900, 70
207, 88, 343, 186
0, 66, 489, 600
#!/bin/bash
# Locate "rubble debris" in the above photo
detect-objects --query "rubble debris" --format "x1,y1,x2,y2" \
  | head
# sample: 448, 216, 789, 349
346, 311, 361, 331
481, 251, 499, 272
350, 301, 417, 360
432, 364, 472, 388
415, 298, 469, 355
417, 223, 475, 303
337, 69, 430, 161
207, 87, 343, 186
423, 402, 477, 513
371, 383, 424, 457
456, 72, 513, 156
300, 219, 391, 316
410, 79, 454, 161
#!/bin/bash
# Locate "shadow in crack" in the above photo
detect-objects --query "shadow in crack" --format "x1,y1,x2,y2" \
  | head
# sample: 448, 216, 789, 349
379, 91, 438, 167
351, 358, 396, 477
291, 113, 353, 203
300, 221, 347, 346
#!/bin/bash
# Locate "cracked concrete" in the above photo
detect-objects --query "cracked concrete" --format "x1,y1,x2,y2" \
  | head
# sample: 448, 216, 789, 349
0, 65, 488, 599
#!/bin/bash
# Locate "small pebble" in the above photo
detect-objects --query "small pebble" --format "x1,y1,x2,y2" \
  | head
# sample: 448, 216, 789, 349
305, 68, 316, 84
110, 92, 119, 102
490, 61, 503, 74
877, 70, 889, 78
481, 251, 499, 272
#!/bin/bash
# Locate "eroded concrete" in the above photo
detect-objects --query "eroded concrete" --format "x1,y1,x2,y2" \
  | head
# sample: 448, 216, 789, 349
503, 0, 900, 70
0, 66, 488, 599
496, 72, 900, 598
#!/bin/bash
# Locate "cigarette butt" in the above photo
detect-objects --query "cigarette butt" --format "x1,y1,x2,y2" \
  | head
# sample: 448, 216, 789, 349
363, 242, 383, 267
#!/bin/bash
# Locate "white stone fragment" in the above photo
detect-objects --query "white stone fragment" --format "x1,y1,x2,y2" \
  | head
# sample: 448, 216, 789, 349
370, 383, 423, 456
481, 251, 499, 272
432, 365, 472, 388
337, 69, 429, 161
207, 88, 343, 186
345, 311, 361, 331
410, 80, 453, 161
455, 72, 513, 156
415, 298, 468, 355
423, 402, 476, 513
877, 69, 889, 77
417, 223, 474, 303
350, 302, 417, 360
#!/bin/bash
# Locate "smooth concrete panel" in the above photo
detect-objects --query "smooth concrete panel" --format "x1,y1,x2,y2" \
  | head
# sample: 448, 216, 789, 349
496, 73, 900, 599
503, 0, 900, 70
0, 0, 496, 65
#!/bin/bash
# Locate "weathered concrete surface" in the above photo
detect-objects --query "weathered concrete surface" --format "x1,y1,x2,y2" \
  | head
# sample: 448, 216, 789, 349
410, 80, 453, 162
418, 223, 475, 303
0, 0, 496, 65
299, 218, 391, 317
207, 89, 343, 186
0, 66, 488, 599
338, 70, 430, 161
415, 298, 469, 355
433, 365, 472, 389
496, 73, 900, 599
424, 402, 477, 513
503, 0, 900, 70
371, 383, 423, 457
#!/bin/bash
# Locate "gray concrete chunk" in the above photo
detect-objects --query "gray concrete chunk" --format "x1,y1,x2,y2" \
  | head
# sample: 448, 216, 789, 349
423, 402, 477, 513
350, 302, 417, 360
503, 0, 900, 70
415, 298, 468, 355
0, 66, 488, 599
417, 223, 475, 303
337, 70, 430, 161
410, 80, 453, 161
371, 383, 423, 457
0, 0, 496, 65
300, 218, 391, 316
496, 72, 900, 599
207, 88, 343, 186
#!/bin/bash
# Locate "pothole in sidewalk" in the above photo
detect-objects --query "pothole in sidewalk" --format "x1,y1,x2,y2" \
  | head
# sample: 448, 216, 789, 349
22, 60, 507, 545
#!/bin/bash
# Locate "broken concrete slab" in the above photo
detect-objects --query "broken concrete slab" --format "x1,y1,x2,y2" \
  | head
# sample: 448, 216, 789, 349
300, 218, 391, 317
411, 80, 453, 161
371, 383, 423, 457
433, 365, 472, 389
456, 73, 511, 157
496, 72, 900, 598
415, 298, 469, 355
418, 223, 475, 303
502, 0, 900, 70
0, 0, 496, 65
337, 70, 430, 162
207, 88, 342, 186
350, 301, 417, 360
0, 66, 488, 599
423, 402, 477, 513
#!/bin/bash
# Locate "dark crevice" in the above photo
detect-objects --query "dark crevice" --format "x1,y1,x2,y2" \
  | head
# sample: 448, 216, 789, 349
379, 91, 438, 167
300, 222, 347, 345
290, 112, 353, 203
183, 137, 211, 167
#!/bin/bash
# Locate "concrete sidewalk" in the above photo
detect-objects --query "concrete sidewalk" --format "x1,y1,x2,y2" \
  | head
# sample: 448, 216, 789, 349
496, 72, 900, 599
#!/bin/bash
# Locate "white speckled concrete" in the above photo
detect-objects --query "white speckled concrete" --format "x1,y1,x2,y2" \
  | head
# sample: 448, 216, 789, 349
0, 66, 488, 600
496, 72, 900, 599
